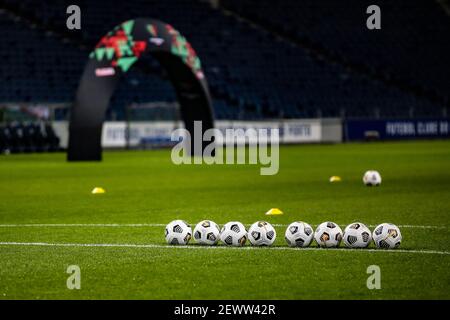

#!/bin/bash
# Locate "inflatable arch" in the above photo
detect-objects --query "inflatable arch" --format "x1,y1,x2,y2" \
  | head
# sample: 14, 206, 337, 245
68, 18, 214, 161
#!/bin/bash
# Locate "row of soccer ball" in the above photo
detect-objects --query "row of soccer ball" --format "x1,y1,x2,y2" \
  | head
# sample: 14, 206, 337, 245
165, 220, 402, 249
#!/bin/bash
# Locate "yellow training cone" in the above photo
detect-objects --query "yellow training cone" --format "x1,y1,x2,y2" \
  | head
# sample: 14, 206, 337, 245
265, 208, 283, 216
91, 187, 106, 194
329, 176, 342, 183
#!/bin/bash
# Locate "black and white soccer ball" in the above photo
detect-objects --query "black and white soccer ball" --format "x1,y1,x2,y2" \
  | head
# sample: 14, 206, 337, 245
165, 220, 192, 245
363, 170, 382, 186
372, 223, 402, 249
248, 221, 276, 246
193, 220, 220, 245
220, 221, 247, 246
285, 221, 314, 247
343, 222, 372, 248
314, 221, 343, 248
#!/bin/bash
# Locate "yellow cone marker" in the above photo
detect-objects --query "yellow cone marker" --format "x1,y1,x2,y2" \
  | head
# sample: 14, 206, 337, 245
91, 187, 106, 194
329, 176, 342, 183
265, 208, 283, 216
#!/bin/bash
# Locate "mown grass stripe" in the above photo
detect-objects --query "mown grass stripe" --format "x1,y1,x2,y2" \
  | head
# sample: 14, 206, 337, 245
0, 223, 446, 229
0, 241, 448, 255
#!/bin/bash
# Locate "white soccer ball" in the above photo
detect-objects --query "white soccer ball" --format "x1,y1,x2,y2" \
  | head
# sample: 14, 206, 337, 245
285, 221, 314, 247
248, 221, 276, 246
343, 222, 372, 248
314, 221, 343, 248
165, 220, 192, 245
372, 223, 402, 249
193, 220, 220, 245
220, 221, 247, 246
363, 170, 382, 186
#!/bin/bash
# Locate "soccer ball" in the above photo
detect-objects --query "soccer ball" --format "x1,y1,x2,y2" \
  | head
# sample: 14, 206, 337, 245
193, 220, 220, 245
285, 221, 314, 247
248, 221, 276, 246
220, 221, 247, 246
363, 170, 382, 186
314, 222, 343, 248
165, 220, 192, 245
372, 223, 402, 249
343, 222, 372, 248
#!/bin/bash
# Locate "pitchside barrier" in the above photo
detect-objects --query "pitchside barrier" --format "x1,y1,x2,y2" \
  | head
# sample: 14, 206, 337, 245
52, 119, 343, 149
345, 119, 450, 141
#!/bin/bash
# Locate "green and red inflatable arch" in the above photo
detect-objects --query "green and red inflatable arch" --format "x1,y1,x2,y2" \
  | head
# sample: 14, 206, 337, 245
68, 18, 214, 161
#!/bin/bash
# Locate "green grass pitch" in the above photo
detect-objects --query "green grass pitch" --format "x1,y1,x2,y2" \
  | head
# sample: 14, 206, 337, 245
0, 140, 449, 299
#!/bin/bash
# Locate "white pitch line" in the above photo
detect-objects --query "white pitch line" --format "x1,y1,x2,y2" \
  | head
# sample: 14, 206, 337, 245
0, 223, 447, 229
0, 223, 167, 227
370, 224, 447, 230
0, 241, 448, 255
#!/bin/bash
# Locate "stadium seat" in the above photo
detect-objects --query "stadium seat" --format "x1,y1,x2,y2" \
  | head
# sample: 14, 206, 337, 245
0, 0, 447, 122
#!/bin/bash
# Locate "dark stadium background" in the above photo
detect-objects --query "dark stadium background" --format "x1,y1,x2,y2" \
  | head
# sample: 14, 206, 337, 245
0, 0, 448, 143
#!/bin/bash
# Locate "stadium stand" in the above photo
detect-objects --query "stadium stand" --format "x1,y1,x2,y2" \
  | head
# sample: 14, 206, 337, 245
222, 0, 450, 104
0, 121, 60, 153
0, 0, 448, 124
